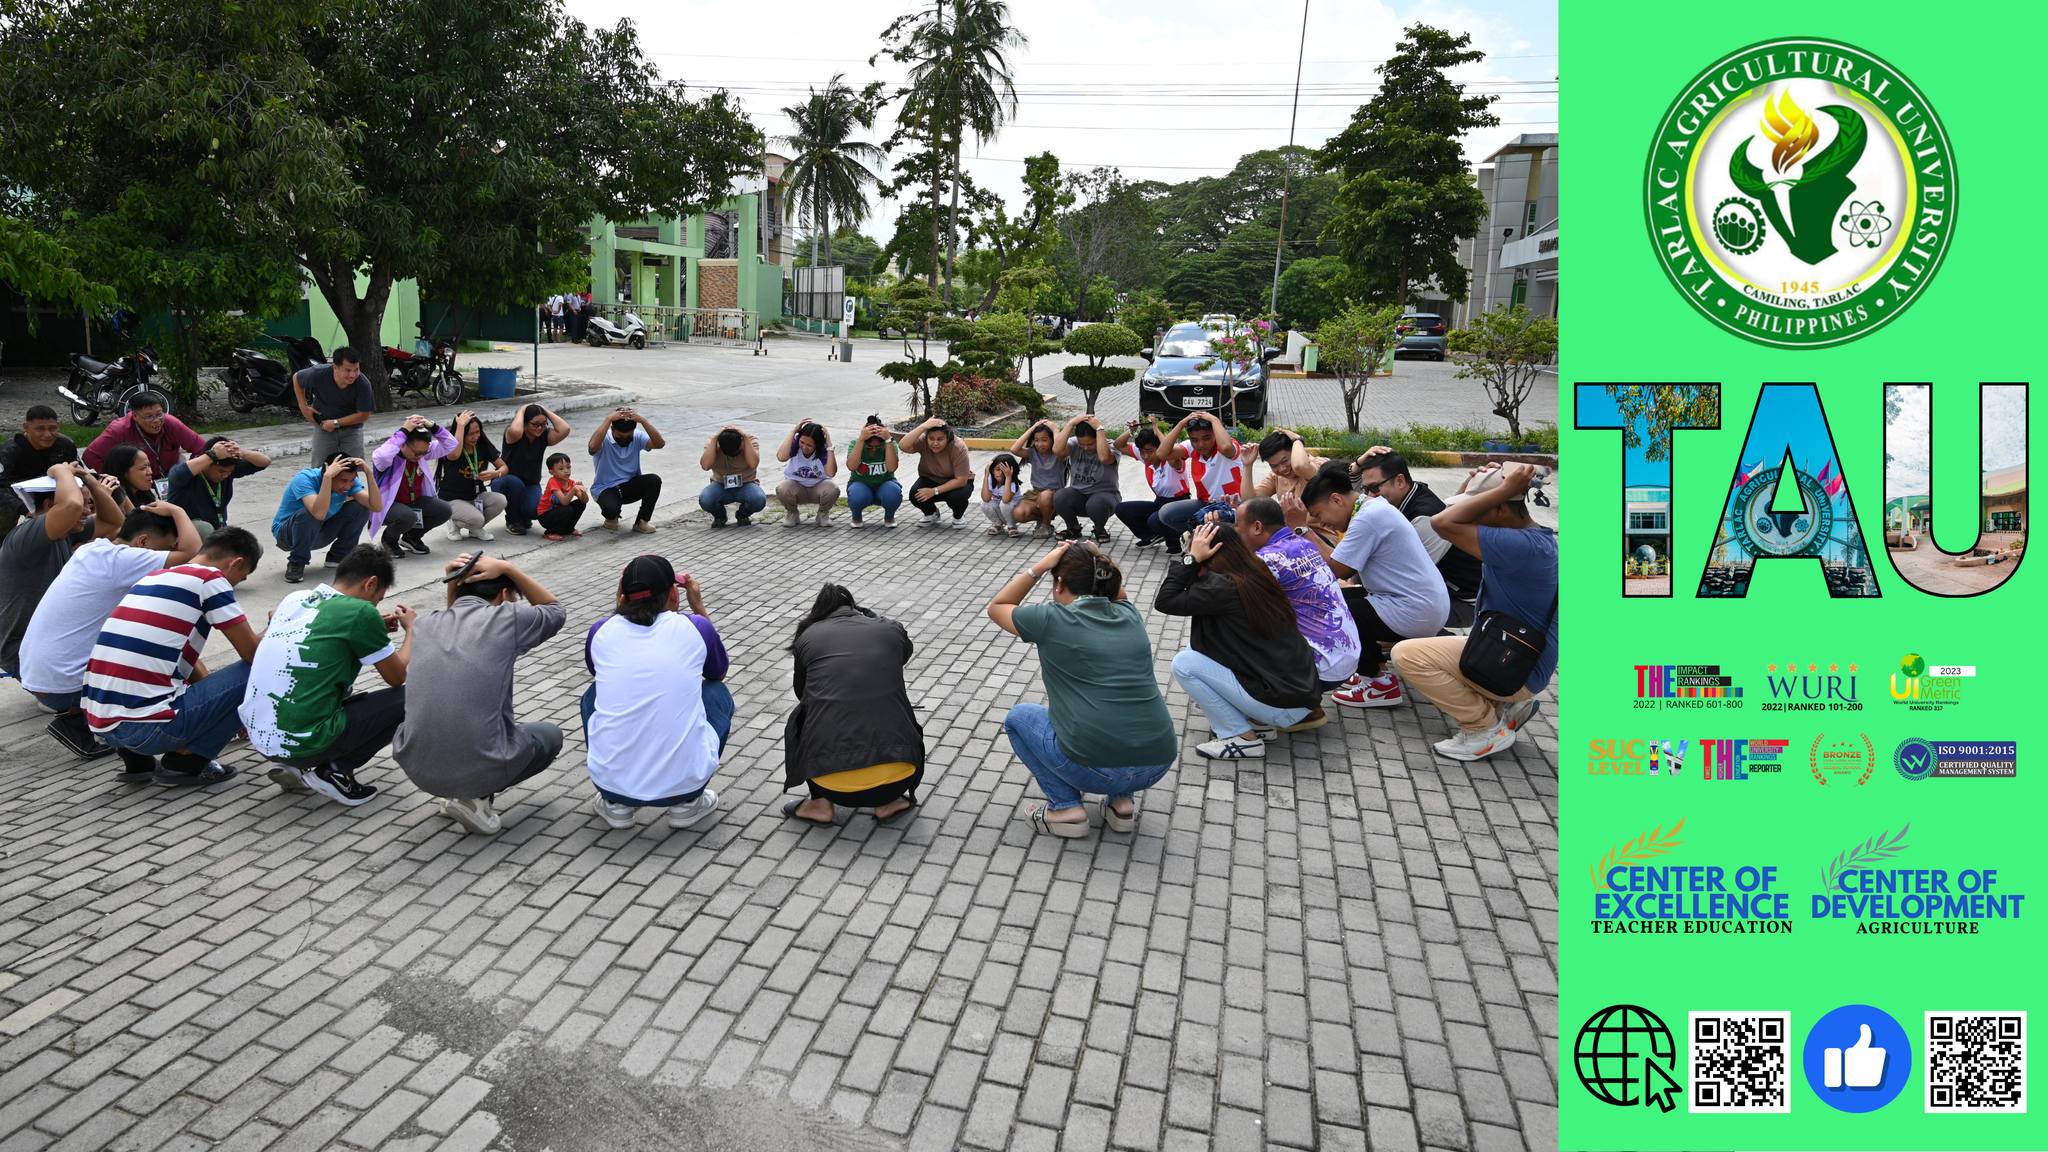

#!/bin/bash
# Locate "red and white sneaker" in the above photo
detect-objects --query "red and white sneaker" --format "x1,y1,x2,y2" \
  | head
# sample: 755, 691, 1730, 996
1333, 672, 1403, 708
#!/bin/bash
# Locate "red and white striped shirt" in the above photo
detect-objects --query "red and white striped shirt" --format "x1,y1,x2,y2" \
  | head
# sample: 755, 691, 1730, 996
82, 565, 245, 730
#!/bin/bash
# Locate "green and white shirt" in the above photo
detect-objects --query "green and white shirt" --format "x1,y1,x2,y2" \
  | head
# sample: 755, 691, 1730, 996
238, 584, 395, 760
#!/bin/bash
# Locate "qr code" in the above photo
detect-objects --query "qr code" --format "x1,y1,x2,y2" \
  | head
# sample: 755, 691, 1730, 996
1925, 1012, 2026, 1113
1688, 1011, 1789, 1113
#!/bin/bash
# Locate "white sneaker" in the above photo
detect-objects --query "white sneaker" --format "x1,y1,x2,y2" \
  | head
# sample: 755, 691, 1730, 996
441, 796, 501, 834
267, 765, 310, 793
1499, 698, 1542, 731
850, 517, 868, 529
446, 525, 466, 541
1434, 722, 1519, 762
784, 508, 801, 527
814, 505, 831, 526
476, 529, 495, 542
1196, 734, 1267, 760
946, 516, 964, 530
666, 790, 720, 830
920, 512, 941, 528
590, 793, 635, 829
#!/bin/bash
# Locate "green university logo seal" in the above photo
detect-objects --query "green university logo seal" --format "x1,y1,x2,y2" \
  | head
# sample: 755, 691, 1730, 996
1645, 38, 1955, 347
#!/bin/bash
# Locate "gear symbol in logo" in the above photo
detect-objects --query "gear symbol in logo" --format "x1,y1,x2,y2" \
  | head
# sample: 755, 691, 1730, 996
1713, 197, 1768, 255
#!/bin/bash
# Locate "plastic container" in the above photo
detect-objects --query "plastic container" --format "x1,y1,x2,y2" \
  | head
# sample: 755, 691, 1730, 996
476, 367, 518, 399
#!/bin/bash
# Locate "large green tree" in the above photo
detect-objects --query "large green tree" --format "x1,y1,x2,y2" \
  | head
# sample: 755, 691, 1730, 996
962, 151, 1069, 310
1319, 24, 1497, 307
780, 74, 887, 270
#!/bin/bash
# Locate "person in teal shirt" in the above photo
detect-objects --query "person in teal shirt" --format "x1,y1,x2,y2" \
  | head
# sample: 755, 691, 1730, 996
987, 540, 1178, 838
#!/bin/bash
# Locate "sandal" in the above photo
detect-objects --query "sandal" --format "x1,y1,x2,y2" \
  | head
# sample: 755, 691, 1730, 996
1027, 804, 1091, 839
984, 525, 1006, 537
781, 798, 835, 826
874, 798, 920, 825
1102, 799, 1138, 833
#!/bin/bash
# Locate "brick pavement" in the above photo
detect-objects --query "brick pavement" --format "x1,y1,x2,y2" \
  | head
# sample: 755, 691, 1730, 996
0, 512, 1559, 1151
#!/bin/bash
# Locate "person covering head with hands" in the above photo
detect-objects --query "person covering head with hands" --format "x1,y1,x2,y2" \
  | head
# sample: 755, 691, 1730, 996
292, 347, 375, 463
392, 554, 568, 834
438, 411, 509, 542
588, 407, 665, 533
1006, 419, 1068, 539
582, 555, 733, 831
844, 415, 901, 527
1051, 415, 1120, 542
271, 451, 383, 584
83, 527, 266, 787
1389, 462, 1556, 762
0, 463, 126, 686
165, 436, 271, 534
1251, 428, 1329, 502
899, 416, 973, 528
1152, 412, 1245, 540
988, 540, 1178, 838
370, 415, 459, 556
1236, 496, 1361, 689
1113, 419, 1191, 550
492, 402, 573, 534
239, 543, 412, 807
781, 584, 926, 826
776, 418, 840, 527
699, 426, 765, 526
1354, 445, 1483, 625
1155, 521, 1324, 760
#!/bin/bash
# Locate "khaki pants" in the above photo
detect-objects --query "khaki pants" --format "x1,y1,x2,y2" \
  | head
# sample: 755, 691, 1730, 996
448, 490, 508, 533
1390, 635, 1533, 733
777, 478, 838, 509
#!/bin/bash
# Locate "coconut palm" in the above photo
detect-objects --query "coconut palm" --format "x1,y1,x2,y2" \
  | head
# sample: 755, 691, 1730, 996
779, 74, 886, 269
897, 0, 1026, 304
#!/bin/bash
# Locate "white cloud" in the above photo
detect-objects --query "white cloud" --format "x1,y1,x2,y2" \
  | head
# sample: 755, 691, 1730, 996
1886, 384, 2028, 494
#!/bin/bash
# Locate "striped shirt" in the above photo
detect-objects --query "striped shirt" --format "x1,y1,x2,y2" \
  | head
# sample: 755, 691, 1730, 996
83, 565, 245, 730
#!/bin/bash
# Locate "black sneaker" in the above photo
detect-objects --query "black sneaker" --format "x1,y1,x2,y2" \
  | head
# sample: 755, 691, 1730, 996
306, 763, 377, 807
504, 523, 528, 536
1091, 528, 1113, 544
1055, 528, 1081, 542
323, 548, 345, 567
115, 748, 158, 778
735, 513, 754, 526
283, 560, 307, 583
403, 529, 430, 555
154, 752, 236, 787
46, 712, 114, 759
379, 527, 406, 557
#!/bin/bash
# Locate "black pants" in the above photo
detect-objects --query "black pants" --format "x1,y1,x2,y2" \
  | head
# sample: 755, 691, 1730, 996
1341, 586, 1410, 677
1054, 488, 1117, 534
908, 480, 970, 519
597, 474, 662, 523
538, 500, 587, 535
808, 763, 923, 808
288, 688, 404, 774
382, 497, 452, 539
1114, 496, 1181, 547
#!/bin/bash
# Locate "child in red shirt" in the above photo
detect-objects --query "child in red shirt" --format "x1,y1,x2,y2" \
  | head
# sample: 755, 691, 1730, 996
536, 452, 590, 540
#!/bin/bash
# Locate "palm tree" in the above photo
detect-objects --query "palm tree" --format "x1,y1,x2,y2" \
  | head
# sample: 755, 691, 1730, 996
779, 74, 886, 270
899, 0, 1026, 305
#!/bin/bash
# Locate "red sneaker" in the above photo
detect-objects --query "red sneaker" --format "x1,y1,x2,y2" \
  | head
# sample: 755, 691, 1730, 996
1333, 673, 1402, 708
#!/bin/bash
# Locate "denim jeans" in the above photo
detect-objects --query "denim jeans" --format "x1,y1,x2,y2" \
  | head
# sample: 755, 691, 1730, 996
491, 474, 542, 527
1170, 650, 1310, 739
579, 680, 735, 806
101, 662, 251, 758
697, 482, 767, 524
1158, 498, 1236, 537
1002, 702, 1172, 812
276, 499, 369, 566
846, 479, 902, 522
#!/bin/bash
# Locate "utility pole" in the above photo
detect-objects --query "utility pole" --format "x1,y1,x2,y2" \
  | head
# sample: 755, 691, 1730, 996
1268, 0, 1311, 317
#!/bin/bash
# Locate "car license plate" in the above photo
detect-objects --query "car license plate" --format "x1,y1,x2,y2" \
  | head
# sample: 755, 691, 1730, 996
1183, 396, 1214, 409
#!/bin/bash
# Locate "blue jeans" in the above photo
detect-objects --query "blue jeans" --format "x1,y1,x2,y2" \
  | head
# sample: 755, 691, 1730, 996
579, 680, 734, 806
1003, 702, 1172, 812
1171, 650, 1310, 739
697, 482, 767, 524
1158, 498, 1236, 537
846, 479, 902, 522
492, 475, 541, 527
276, 500, 369, 566
101, 663, 251, 758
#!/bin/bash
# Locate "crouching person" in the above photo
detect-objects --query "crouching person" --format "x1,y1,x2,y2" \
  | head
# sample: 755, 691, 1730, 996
393, 555, 566, 834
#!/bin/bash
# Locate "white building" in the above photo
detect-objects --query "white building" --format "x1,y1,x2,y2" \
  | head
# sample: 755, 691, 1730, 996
1448, 134, 1558, 328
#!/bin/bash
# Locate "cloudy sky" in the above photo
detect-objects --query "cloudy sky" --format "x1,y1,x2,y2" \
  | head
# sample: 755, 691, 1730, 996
568, 0, 1558, 241
1885, 385, 2028, 496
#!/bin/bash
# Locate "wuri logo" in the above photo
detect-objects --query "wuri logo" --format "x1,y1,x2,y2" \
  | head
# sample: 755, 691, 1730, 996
1764, 661, 1860, 706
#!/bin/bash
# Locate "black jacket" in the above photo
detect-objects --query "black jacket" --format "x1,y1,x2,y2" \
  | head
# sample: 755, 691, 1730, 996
783, 607, 926, 788
1154, 559, 1320, 708
1400, 481, 1483, 601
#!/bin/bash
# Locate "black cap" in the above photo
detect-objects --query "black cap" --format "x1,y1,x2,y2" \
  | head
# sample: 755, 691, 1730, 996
618, 554, 675, 603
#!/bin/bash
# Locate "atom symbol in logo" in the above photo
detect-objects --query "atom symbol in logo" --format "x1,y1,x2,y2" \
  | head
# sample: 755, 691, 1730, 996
1839, 200, 1892, 248
1713, 197, 1768, 255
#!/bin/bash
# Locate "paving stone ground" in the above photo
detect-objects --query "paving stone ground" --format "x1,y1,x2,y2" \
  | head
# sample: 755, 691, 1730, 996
0, 500, 1559, 1151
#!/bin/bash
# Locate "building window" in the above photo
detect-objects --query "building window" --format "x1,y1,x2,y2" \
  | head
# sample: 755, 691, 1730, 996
1525, 202, 1540, 230
1628, 512, 1668, 531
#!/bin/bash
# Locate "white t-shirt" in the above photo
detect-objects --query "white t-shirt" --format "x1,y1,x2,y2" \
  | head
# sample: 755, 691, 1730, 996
1330, 498, 1451, 639
18, 540, 169, 694
785, 447, 829, 487
586, 613, 721, 801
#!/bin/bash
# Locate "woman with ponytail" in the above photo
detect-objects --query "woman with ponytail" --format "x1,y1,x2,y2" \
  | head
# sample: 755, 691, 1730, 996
779, 584, 926, 825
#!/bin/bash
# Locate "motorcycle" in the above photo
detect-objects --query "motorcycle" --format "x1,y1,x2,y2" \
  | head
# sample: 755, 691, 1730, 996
585, 310, 647, 349
60, 350, 159, 426
223, 334, 334, 413
381, 333, 464, 405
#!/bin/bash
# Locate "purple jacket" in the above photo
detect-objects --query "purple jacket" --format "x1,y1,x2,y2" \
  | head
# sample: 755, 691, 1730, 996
369, 426, 458, 532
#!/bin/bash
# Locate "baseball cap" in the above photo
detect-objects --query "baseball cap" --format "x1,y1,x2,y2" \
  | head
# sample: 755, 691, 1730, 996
618, 554, 676, 602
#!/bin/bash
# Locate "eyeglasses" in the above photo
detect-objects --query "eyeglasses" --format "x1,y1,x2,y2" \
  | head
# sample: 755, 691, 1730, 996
1358, 480, 1386, 496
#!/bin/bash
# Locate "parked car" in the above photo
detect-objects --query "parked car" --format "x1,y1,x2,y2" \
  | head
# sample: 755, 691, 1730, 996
1396, 312, 1449, 360
1138, 321, 1274, 426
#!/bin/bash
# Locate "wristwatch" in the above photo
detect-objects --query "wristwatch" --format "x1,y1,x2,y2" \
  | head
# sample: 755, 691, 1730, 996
1180, 552, 1198, 566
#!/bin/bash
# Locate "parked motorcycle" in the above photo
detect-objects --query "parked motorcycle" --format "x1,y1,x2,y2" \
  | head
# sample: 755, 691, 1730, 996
60, 350, 159, 426
585, 310, 647, 349
382, 334, 464, 405
223, 348, 296, 414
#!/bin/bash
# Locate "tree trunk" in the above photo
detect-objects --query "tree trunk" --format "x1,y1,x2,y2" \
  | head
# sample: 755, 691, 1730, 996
926, 152, 944, 289
311, 260, 396, 410
942, 136, 963, 307
809, 228, 819, 269
1392, 251, 1410, 310
822, 208, 833, 267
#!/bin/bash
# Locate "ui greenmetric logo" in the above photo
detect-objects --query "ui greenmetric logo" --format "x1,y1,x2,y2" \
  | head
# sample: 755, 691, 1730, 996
1645, 38, 1955, 347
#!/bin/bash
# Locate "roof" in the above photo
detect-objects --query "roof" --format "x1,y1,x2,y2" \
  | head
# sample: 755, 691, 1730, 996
1984, 463, 2026, 497
1480, 134, 1559, 163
